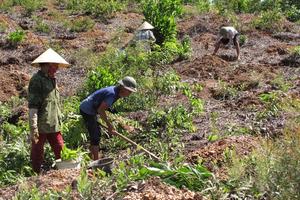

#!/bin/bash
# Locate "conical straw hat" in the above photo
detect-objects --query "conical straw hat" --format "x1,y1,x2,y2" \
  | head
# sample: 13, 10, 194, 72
138, 21, 154, 30
31, 48, 70, 67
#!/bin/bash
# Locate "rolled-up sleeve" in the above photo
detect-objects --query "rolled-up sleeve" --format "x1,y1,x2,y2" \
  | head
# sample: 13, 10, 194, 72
28, 77, 43, 109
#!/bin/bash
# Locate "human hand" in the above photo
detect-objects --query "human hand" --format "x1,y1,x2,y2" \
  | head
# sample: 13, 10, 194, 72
30, 126, 39, 144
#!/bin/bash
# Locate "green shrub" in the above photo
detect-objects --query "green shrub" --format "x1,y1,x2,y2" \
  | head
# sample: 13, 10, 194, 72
33, 16, 50, 33
212, 0, 252, 14
196, 0, 211, 13
1, 0, 43, 16
143, 0, 182, 43
0, 135, 33, 186
62, 0, 127, 18
7, 30, 25, 46
257, 92, 282, 120
284, 5, 300, 22
138, 162, 212, 191
68, 17, 95, 32
290, 45, 300, 55
239, 34, 247, 46
252, 9, 285, 32
20, 0, 43, 16
60, 146, 82, 161
224, 125, 300, 199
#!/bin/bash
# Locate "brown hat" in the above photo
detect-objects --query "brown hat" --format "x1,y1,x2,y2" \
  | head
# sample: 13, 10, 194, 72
31, 48, 70, 67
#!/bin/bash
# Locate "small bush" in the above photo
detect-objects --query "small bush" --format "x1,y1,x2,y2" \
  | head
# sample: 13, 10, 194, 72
143, 0, 182, 43
196, 0, 211, 13
225, 125, 300, 199
33, 17, 50, 33
68, 17, 95, 32
62, 0, 126, 18
290, 46, 300, 55
7, 30, 25, 46
239, 34, 247, 46
284, 5, 300, 22
252, 9, 285, 32
1, 0, 43, 16
20, 0, 43, 16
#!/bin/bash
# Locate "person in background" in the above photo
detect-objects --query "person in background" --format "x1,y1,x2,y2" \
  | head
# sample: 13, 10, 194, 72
135, 21, 156, 42
213, 26, 240, 60
80, 76, 137, 160
28, 48, 69, 173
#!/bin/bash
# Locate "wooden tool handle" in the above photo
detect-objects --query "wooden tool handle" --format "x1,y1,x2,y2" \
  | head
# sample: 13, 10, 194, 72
101, 124, 161, 161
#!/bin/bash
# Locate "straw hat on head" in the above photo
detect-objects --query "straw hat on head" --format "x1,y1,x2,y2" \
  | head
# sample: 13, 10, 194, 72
118, 76, 137, 92
138, 21, 154, 30
31, 48, 70, 68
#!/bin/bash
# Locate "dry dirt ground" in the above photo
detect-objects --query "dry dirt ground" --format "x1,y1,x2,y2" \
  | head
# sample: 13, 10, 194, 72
0, 4, 300, 200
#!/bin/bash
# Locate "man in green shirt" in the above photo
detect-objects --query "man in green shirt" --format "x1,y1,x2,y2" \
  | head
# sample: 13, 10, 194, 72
28, 48, 69, 173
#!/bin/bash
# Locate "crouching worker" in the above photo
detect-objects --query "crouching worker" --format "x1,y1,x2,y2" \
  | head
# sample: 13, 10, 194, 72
213, 26, 240, 60
28, 48, 70, 173
80, 76, 137, 160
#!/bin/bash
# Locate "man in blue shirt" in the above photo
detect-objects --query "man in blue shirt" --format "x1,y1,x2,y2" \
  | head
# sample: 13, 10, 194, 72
80, 76, 137, 160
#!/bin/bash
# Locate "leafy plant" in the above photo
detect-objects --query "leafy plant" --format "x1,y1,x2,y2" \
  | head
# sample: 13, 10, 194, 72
7, 30, 25, 46
212, 81, 239, 100
252, 9, 285, 32
143, 0, 182, 43
67, 16, 95, 32
270, 74, 292, 92
33, 16, 50, 33
77, 170, 93, 198
239, 34, 247, 46
60, 146, 81, 161
257, 92, 282, 119
138, 162, 212, 191
62, 0, 126, 18
196, 0, 211, 13
290, 45, 300, 56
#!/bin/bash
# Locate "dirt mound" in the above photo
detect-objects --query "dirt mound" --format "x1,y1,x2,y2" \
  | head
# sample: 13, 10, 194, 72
273, 32, 300, 41
123, 177, 204, 200
0, 169, 80, 199
178, 55, 229, 79
265, 44, 290, 55
188, 136, 258, 178
282, 54, 300, 67
0, 67, 30, 102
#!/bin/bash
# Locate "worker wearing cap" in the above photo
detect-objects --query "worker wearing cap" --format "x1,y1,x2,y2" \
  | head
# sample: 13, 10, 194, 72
80, 76, 137, 160
213, 26, 240, 60
28, 48, 69, 173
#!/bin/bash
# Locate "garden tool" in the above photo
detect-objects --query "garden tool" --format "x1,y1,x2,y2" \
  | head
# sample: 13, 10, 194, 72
101, 124, 161, 162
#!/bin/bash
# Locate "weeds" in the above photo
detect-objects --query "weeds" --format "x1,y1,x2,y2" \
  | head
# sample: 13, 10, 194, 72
143, 0, 182, 43
212, 81, 239, 100
252, 9, 285, 32
0, 0, 43, 16
270, 74, 292, 92
7, 30, 26, 47
33, 16, 50, 34
61, 0, 126, 18
217, 124, 300, 199
139, 162, 212, 191
67, 17, 95, 32
257, 92, 282, 120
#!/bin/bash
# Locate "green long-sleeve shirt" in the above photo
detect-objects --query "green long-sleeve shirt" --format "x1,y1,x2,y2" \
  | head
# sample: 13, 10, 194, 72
28, 70, 62, 133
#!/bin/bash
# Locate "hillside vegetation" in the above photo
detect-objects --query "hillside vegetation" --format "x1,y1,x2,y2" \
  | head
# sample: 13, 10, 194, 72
0, 0, 299, 199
